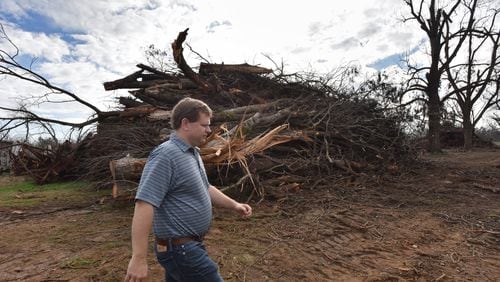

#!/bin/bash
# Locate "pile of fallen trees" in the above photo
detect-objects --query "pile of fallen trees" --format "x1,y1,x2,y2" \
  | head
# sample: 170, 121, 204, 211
10, 142, 76, 184
69, 28, 412, 200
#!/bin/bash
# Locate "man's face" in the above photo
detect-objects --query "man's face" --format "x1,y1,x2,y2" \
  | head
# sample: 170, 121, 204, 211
185, 112, 212, 147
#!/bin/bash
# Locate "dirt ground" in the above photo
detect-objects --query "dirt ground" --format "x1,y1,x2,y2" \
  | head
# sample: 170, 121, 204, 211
1, 149, 499, 281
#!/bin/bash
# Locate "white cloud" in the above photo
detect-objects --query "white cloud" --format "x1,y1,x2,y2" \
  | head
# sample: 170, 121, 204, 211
0, 25, 70, 62
0, 1, 28, 19
0, 76, 47, 108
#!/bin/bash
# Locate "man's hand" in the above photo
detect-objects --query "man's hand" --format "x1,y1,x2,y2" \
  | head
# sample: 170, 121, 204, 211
234, 203, 252, 218
124, 255, 148, 282
125, 200, 153, 281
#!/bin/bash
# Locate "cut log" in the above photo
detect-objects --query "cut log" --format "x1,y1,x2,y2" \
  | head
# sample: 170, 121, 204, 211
129, 86, 185, 106
199, 62, 272, 75
109, 156, 147, 198
103, 70, 143, 90
148, 109, 172, 121
177, 78, 199, 89
211, 99, 292, 122
105, 77, 198, 90
119, 105, 157, 118
107, 79, 167, 90
142, 84, 185, 104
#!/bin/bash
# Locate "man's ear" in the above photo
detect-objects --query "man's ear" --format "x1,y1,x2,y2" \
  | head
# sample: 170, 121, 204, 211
180, 118, 190, 130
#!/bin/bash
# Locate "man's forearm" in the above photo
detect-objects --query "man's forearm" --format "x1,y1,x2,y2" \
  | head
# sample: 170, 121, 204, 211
208, 185, 238, 209
131, 200, 154, 258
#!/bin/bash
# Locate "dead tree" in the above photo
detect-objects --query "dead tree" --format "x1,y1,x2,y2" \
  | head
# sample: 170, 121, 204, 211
444, 6, 500, 149
403, 0, 479, 152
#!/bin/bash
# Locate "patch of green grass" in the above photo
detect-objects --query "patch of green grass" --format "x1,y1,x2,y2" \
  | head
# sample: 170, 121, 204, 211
0, 180, 84, 192
60, 256, 100, 269
0, 179, 109, 208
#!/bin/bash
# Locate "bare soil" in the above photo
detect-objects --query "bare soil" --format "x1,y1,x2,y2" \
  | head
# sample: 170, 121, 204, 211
1, 149, 499, 281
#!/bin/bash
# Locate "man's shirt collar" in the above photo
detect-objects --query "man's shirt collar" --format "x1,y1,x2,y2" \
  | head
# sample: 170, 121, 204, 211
170, 131, 199, 153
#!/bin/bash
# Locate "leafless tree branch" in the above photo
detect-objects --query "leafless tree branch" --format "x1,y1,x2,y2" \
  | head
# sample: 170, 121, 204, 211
0, 23, 119, 141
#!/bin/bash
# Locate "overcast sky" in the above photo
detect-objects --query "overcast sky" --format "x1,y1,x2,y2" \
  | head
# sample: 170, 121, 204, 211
0, 0, 430, 137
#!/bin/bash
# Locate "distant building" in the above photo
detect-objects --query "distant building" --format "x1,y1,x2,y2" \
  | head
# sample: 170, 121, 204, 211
0, 141, 13, 172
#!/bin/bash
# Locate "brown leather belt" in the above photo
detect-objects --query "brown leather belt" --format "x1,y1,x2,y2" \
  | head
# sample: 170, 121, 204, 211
156, 236, 203, 247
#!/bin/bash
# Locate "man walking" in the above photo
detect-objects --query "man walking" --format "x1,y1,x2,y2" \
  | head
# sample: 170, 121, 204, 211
125, 98, 252, 281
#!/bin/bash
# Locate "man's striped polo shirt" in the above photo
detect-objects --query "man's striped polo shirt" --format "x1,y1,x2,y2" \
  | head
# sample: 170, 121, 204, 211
135, 132, 212, 239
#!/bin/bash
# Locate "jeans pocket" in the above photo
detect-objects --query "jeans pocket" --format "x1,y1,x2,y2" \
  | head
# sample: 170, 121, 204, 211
155, 244, 173, 264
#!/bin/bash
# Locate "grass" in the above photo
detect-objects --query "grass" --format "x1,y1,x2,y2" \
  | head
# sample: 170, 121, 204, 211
0, 178, 110, 208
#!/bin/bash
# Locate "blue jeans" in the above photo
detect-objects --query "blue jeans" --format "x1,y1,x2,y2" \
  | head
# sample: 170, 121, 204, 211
155, 240, 223, 282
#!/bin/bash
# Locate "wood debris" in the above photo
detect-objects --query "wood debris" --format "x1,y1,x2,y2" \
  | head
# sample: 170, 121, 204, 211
94, 29, 414, 199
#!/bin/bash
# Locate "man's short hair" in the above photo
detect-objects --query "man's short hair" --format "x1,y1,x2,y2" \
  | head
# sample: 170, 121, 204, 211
171, 98, 212, 129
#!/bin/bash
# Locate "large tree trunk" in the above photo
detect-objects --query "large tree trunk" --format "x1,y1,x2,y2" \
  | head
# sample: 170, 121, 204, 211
426, 4, 443, 153
426, 69, 442, 152
463, 113, 473, 150
427, 98, 441, 152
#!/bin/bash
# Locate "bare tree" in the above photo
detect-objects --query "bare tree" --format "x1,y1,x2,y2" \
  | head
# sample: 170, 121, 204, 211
0, 24, 118, 142
444, 6, 499, 149
403, 0, 478, 152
